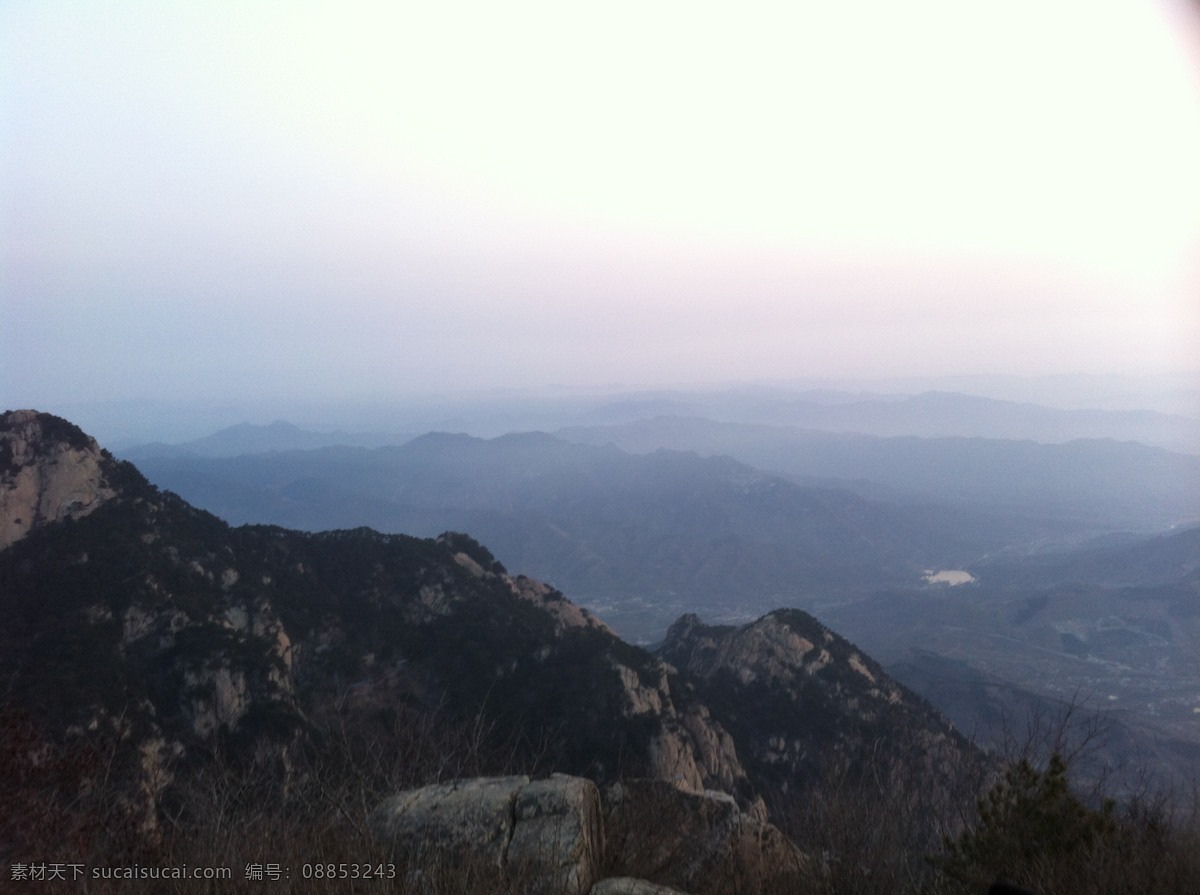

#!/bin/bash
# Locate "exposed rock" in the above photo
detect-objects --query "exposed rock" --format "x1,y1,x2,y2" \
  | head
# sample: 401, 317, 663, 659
0, 410, 118, 550
444, 533, 615, 637
509, 573, 616, 636
605, 650, 752, 803
662, 612, 836, 687
603, 779, 806, 893
371, 774, 799, 895
508, 774, 604, 895
615, 659, 668, 717
185, 665, 250, 738
659, 609, 977, 798
645, 704, 746, 799
372, 775, 527, 868
371, 774, 603, 895
136, 736, 184, 836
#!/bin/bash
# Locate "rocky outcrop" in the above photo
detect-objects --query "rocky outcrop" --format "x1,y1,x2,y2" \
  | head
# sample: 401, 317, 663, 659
644, 703, 749, 801
371, 775, 804, 895
372, 775, 528, 868
446, 538, 616, 637
603, 779, 805, 893
0, 410, 118, 549
660, 610, 980, 803
371, 774, 603, 895
510, 776, 605, 894
508, 572, 616, 636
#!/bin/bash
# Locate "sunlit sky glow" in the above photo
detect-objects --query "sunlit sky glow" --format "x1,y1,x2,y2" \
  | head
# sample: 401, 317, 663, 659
3, 0, 1199, 404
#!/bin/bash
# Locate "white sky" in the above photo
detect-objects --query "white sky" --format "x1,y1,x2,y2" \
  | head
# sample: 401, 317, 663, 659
3, 0, 1199, 404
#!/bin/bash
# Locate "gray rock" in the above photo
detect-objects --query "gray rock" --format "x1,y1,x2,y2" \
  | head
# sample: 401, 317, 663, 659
372, 774, 603, 895
372, 775, 528, 868
508, 774, 604, 895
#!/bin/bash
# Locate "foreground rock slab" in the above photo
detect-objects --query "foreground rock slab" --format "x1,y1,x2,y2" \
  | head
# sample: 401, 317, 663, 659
372, 773, 806, 895
371, 774, 602, 895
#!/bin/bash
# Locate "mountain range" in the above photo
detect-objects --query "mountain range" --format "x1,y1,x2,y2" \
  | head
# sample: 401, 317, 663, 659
121, 431, 1052, 636
0, 409, 979, 865
556, 414, 1200, 530
114, 413, 1200, 793
110, 386, 1199, 457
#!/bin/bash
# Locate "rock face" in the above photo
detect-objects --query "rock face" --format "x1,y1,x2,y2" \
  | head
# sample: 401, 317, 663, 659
660, 611, 979, 804
371, 774, 603, 895
603, 779, 805, 893
645, 703, 742, 796
0, 410, 119, 549
372, 775, 529, 867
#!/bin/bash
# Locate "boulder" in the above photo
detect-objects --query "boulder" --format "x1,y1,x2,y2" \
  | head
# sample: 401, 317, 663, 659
372, 774, 806, 894
371, 774, 602, 895
371, 775, 527, 869
508, 774, 604, 895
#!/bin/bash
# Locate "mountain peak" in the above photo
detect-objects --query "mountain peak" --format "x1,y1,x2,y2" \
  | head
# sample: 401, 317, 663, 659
0, 409, 141, 549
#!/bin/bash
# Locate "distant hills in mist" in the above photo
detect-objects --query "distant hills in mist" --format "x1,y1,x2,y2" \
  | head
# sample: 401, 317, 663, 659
123, 419, 412, 458
579, 389, 1199, 454
124, 411, 1200, 591
557, 415, 1200, 527
122, 428, 1200, 626
102, 382, 1197, 454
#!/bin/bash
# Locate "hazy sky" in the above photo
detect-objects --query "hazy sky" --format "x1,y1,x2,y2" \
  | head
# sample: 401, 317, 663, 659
3, 0, 1199, 405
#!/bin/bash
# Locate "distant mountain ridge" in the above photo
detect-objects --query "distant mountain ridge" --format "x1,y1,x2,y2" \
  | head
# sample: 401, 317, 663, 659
114, 386, 1200, 460
121, 417, 1200, 647
783, 390, 1197, 450
582, 389, 1199, 454
557, 414, 1200, 530
122, 429, 1074, 641
122, 419, 411, 459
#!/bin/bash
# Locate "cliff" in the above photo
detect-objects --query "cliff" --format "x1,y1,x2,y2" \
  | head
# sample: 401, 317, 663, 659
0, 410, 124, 549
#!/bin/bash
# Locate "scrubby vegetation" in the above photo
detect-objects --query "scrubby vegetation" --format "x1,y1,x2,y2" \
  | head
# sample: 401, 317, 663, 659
3, 695, 1198, 895
1, 697, 533, 893
935, 751, 1200, 894
778, 704, 1200, 895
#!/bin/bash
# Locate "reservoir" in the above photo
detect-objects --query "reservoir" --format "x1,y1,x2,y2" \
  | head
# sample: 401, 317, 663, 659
923, 569, 976, 586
